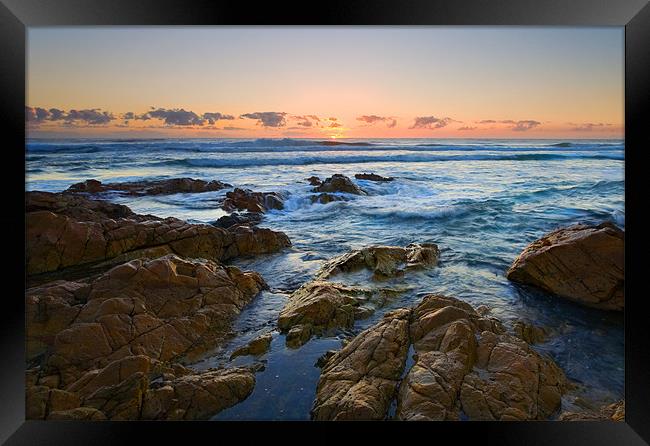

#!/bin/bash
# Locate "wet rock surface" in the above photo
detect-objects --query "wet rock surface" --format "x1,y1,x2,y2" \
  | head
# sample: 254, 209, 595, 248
312, 309, 411, 420
398, 295, 567, 421
312, 294, 569, 421
313, 174, 366, 195
355, 173, 394, 182
317, 243, 440, 280
306, 176, 322, 186
230, 333, 273, 360
27, 354, 256, 420
26, 191, 290, 280
67, 178, 231, 196
507, 222, 624, 311
212, 212, 263, 229
222, 188, 285, 213
512, 320, 549, 344
277, 281, 375, 347
310, 193, 348, 205
559, 400, 624, 421
27, 255, 267, 385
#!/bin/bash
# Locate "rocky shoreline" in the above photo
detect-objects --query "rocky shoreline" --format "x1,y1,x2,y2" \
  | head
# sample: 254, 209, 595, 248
25, 175, 625, 421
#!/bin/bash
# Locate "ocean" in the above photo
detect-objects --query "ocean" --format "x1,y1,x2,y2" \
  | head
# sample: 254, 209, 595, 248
26, 137, 625, 420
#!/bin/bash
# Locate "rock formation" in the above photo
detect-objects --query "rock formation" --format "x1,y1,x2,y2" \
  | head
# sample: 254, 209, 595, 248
559, 400, 624, 421
313, 174, 366, 195
312, 309, 411, 420
221, 188, 285, 213
317, 244, 440, 280
27, 354, 256, 420
67, 178, 231, 196
212, 212, 262, 229
277, 281, 375, 347
27, 255, 267, 385
507, 222, 624, 310
26, 191, 290, 281
230, 333, 273, 360
312, 294, 569, 421
355, 173, 394, 182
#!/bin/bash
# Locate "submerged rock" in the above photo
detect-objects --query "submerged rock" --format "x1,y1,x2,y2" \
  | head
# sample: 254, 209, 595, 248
355, 173, 394, 182
317, 243, 440, 280
312, 294, 569, 421
507, 222, 624, 311
310, 193, 348, 205
277, 281, 374, 347
26, 191, 290, 280
67, 178, 231, 196
313, 174, 366, 195
312, 309, 411, 420
27, 255, 267, 385
512, 320, 549, 344
222, 188, 285, 213
230, 333, 273, 360
559, 400, 625, 421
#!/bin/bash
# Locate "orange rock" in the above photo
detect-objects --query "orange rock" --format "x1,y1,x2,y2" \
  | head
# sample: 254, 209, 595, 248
27, 255, 267, 386
26, 192, 290, 279
507, 222, 624, 310
312, 309, 411, 420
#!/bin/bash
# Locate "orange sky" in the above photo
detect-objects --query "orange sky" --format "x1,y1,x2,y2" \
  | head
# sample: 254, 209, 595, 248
26, 27, 624, 139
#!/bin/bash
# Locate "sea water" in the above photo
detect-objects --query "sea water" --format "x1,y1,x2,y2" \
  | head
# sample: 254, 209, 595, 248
26, 138, 625, 420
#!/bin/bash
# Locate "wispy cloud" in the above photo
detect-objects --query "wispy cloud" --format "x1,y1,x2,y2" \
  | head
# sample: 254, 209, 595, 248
476, 119, 541, 131
356, 115, 397, 128
458, 126, 476, 131
568, 122, 613, 131
240, 111, 287, 127
511, 120, 541, 131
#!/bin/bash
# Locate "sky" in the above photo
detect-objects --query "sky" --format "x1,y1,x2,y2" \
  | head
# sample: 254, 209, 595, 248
26, 27, 624, 139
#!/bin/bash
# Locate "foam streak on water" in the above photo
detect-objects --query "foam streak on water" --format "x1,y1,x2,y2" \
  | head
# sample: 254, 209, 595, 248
26, 138, 625, 419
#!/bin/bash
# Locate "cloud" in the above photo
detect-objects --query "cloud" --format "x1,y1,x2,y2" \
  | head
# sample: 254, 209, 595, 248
293, 115, 321, 127
25, 106, 50, 123
144, 108, 204, 126
511, 120, 541, 131
410, 116, 455, 130
240, 111, 287, 127
458, 126, 476, 131
221, 126, 247, 131
329, 122, 342, 128
65, 109, 115, 125
357, 115, 398, 128
48, 108, 66, 120
569, 122, 613, 131
203, 112, 235, 125
27, 106, 116, 126
123, 112, 135, 120
477, 119, 541, 131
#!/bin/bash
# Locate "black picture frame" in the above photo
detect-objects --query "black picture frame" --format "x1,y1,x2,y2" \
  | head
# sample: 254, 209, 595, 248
2, 0, 649, 444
